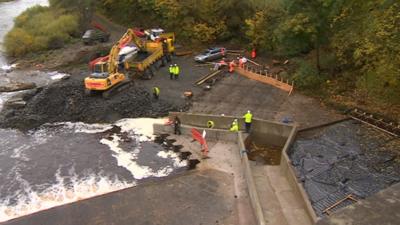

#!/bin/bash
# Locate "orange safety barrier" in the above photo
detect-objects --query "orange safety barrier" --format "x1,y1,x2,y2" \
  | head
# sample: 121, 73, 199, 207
191, 128, 209, 158
164, 118, 173, 125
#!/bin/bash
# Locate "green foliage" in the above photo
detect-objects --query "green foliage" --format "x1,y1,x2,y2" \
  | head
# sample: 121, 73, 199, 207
4, 6, 79, 57
245, 11, 269, 49
98, 0, 253, 43
331, 1, 400, 104
292, 59, 325, 90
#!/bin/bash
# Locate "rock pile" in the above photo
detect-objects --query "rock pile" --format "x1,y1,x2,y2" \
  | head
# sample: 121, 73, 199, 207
0, 79, 186, 130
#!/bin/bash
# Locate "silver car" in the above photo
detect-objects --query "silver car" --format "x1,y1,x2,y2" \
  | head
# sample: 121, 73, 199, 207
194, 47, 226, 63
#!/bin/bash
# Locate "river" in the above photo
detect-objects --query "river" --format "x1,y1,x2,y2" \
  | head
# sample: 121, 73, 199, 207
0, 1, 189, 222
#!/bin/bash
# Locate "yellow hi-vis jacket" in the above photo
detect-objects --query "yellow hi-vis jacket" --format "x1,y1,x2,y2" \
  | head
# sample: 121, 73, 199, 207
153, 87, 160, 96
169, 66, 174, 74
244, 112, 253, 123
175, 65, 180, 75
230, 121, 239, 132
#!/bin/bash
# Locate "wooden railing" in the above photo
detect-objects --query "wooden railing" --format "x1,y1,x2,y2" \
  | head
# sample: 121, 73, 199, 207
236, 65, 294, 95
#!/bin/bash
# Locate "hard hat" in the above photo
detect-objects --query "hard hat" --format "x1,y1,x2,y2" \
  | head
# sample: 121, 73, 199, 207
174, 64, 177, 66
234, 119, 238, 121
169, 65, 172, 67
248, 110, 251, 113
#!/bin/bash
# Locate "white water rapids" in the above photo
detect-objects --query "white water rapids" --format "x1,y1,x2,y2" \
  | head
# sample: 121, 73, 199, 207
0, 1, 188, 222
0, 118, 187, 222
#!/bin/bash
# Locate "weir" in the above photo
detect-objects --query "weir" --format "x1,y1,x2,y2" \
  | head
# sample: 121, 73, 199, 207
2, 113, 399, 225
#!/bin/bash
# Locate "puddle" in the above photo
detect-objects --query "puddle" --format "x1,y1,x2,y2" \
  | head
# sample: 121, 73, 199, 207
245, 135, 283, 165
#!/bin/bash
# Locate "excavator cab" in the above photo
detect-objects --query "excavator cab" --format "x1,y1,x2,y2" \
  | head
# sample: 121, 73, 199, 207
85, 60, 126, 93
159, 32, 175, 54
92, 62, 108, 74
89, 62, 110, 79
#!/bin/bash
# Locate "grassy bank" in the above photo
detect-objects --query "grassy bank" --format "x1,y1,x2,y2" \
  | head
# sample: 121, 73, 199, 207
4, 5, 79, 57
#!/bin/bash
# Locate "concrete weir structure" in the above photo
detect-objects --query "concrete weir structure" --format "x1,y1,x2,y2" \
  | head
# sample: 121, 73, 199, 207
159, 112, 315, 225
11, 112, 397, 225
2, 112, 318, 225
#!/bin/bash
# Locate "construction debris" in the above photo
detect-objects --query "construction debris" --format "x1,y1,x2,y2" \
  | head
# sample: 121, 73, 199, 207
247, 59, 261, 66
195, 70, 222, 86
226, 49, 245, 53
350, 108, 400, 136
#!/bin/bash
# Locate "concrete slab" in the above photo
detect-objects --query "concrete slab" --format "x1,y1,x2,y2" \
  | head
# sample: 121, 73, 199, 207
168, 134, 257, 225
317, 183, 400, 225
2, 169, 237, 225
251, 163, 312, 225
189, 73, 343, 129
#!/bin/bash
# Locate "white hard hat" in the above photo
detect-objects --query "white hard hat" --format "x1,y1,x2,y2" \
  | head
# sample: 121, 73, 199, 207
174, 64, 177, 66
234, 119, 238, 121
248, 110, 251, 113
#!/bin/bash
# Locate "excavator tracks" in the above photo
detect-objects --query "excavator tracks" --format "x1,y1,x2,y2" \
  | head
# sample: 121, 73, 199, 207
102, 80, 133, 99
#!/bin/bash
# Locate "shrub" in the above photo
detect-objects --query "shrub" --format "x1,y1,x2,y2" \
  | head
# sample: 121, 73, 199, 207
190, 21, 228, 44
4, 6, 79, 57
4, 28, 34, 57
292, 59, 325, 90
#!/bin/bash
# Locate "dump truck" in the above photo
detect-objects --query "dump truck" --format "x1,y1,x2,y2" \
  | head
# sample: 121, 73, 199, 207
84, 28, 175, 98
82, 22, 110, 45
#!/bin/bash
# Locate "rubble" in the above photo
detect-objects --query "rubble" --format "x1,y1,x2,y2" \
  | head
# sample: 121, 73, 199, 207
0, 79, 187, 130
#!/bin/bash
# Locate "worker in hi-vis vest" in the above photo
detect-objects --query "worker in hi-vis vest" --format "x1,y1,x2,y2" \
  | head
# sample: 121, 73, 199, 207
230, 119, 239, 132
153, 87, 160, 100
243, 110, 253, 133
169, 65, 174, 80
173, 64, 180, 80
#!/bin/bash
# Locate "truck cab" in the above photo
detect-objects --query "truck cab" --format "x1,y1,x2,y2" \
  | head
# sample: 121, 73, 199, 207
82, 29, 110, 45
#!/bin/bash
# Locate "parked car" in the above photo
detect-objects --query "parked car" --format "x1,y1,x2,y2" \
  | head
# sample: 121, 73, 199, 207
194, 47, 226, 63
82, 29, 110, 45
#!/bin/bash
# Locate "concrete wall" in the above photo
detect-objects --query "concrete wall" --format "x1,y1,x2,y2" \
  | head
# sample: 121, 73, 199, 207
153, 123, 237, 142
154, 113, 316, 225
169, 112, 293, 147
238, 132, 266, 225
279, 127, 319, 223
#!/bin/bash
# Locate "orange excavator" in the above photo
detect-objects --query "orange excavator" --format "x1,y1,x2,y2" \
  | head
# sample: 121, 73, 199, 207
84, 28, 175, 98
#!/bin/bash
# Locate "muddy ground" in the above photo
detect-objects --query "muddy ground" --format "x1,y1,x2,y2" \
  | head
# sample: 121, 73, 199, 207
0, 49, 344, 131
0, 11, 344, 131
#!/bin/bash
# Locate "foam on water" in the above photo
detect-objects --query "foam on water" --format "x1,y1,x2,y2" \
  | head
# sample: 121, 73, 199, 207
0, 118, 188, 222
116, 118, 166, 141
99, 118, 187, 179
53, 121, 113, 134
0, 170, 133, 222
